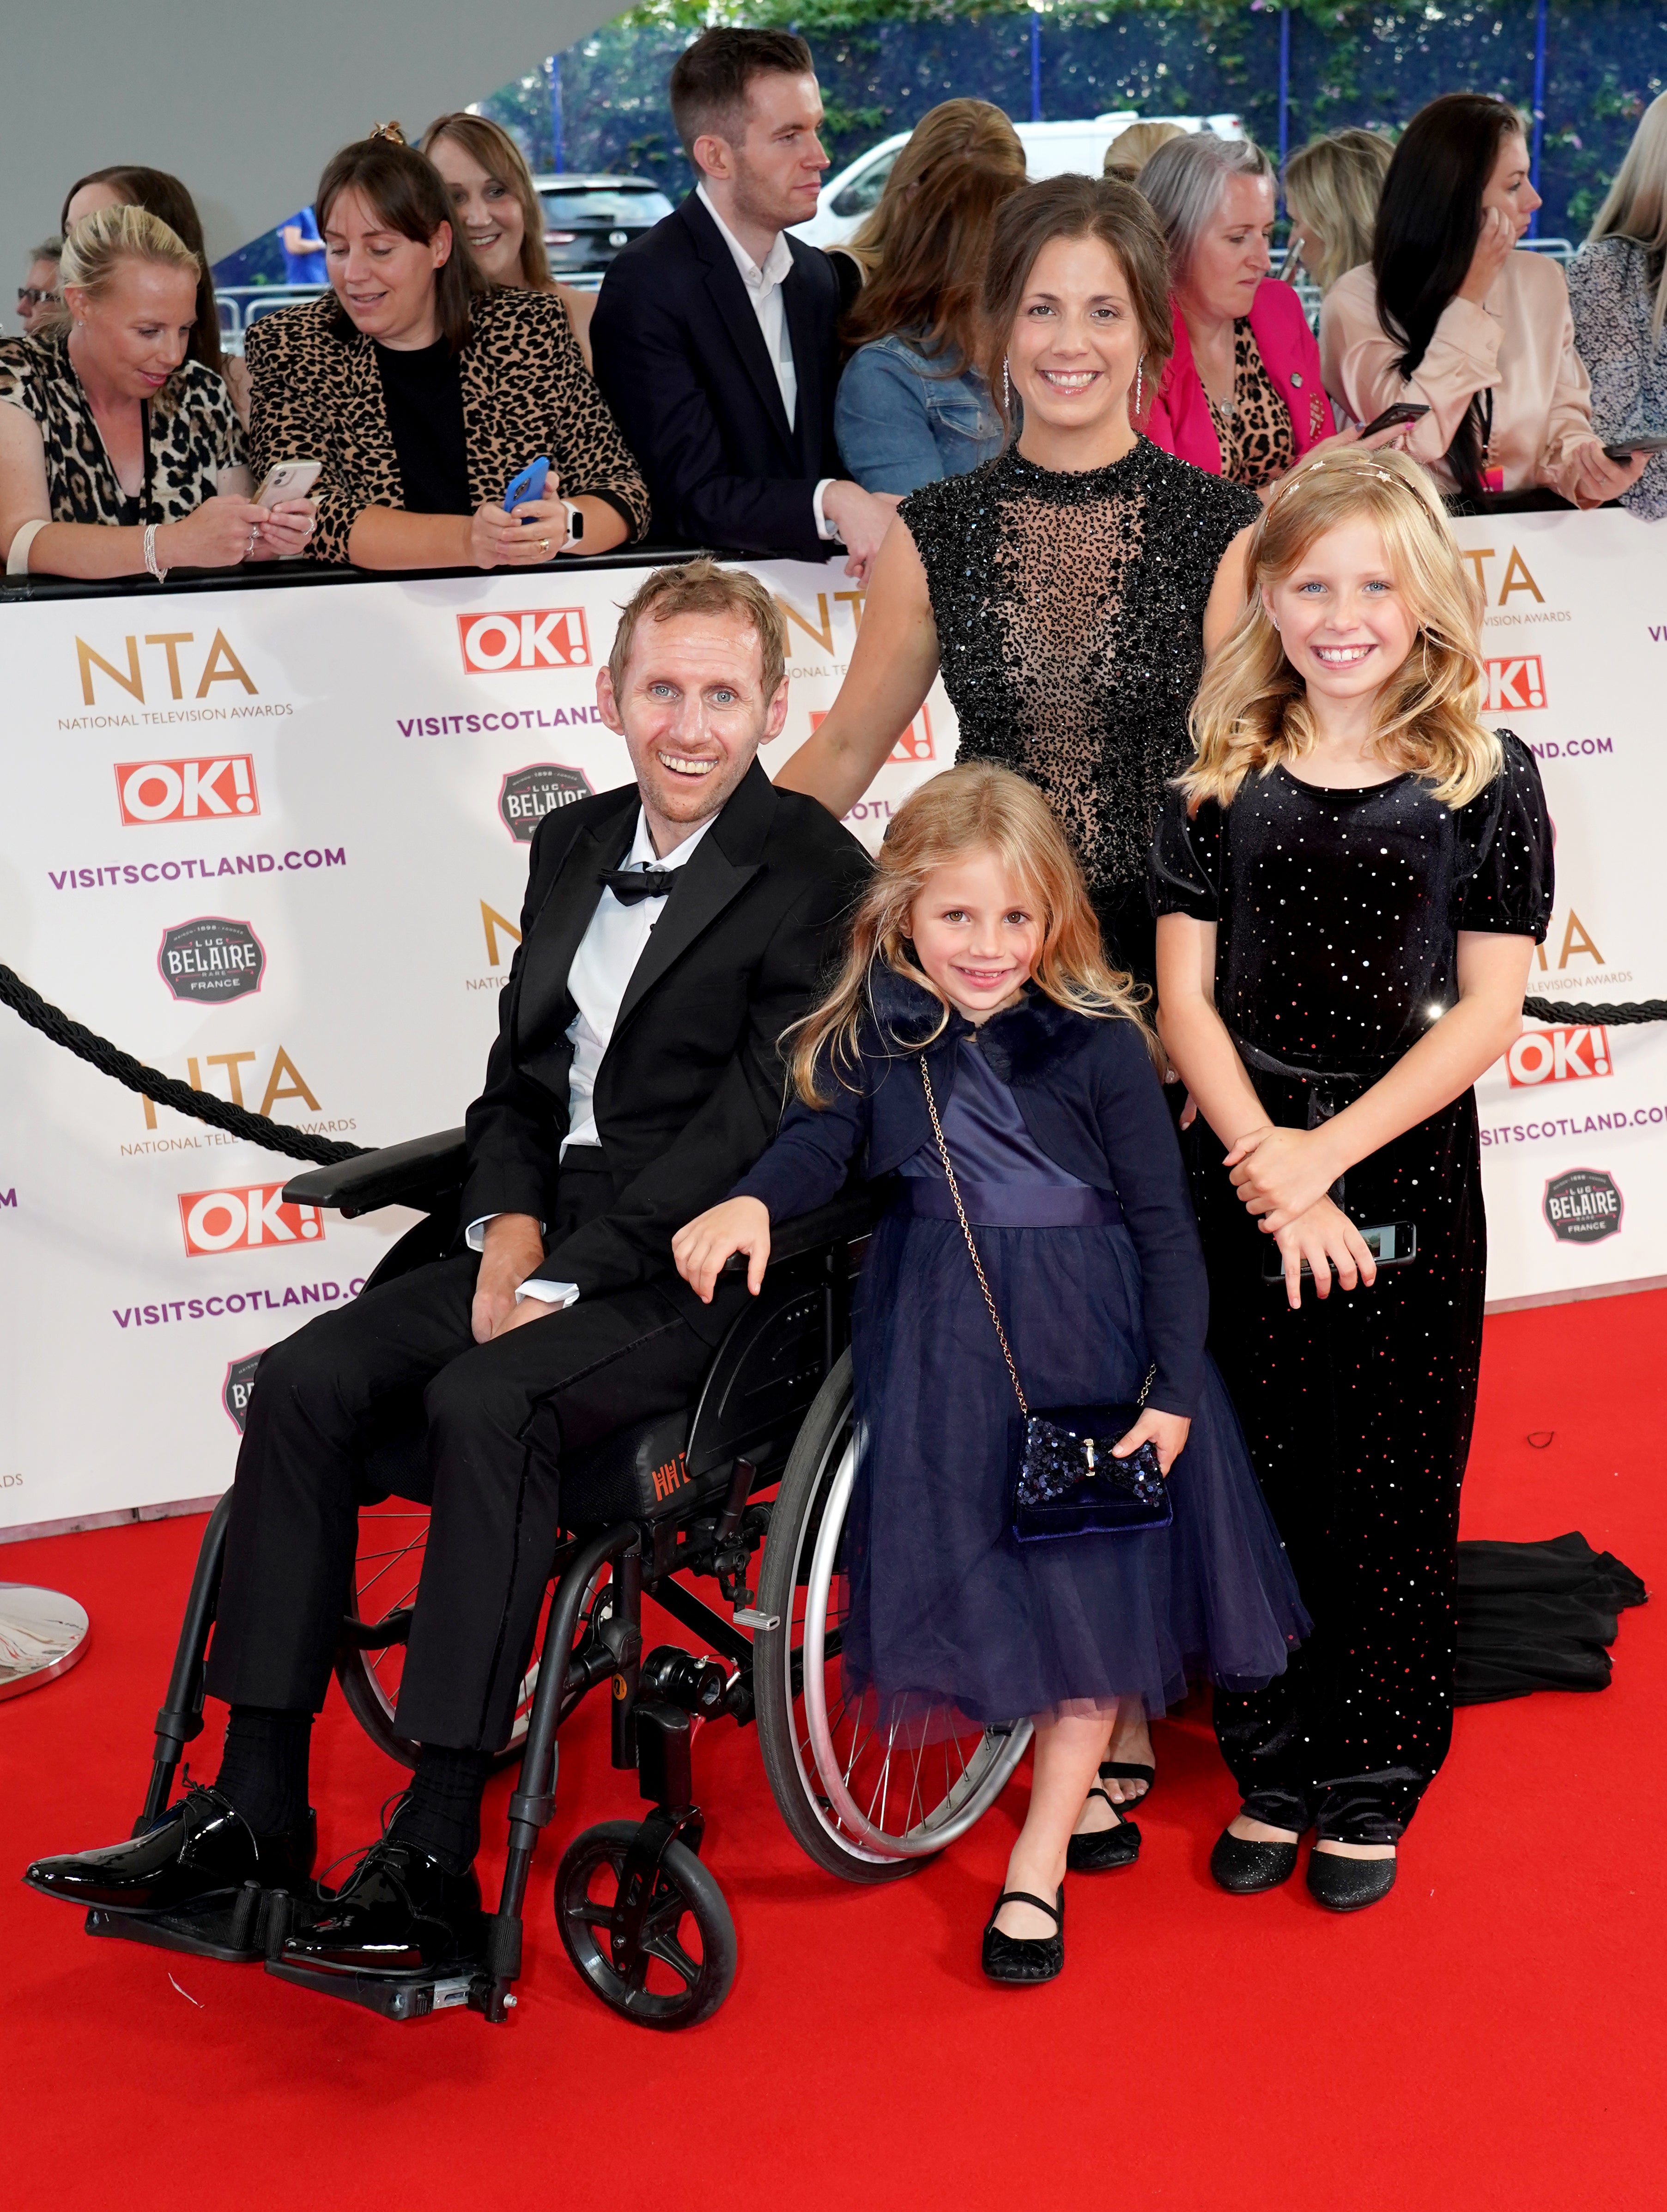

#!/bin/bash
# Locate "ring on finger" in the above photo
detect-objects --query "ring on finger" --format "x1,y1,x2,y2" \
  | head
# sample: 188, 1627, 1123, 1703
539, 537, 551, 557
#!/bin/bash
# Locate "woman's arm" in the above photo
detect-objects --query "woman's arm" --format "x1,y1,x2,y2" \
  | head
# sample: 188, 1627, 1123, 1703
773, 518, 941, 817
833, 346, 949, 496
1201, 523, 1254, 654
1320, 271, 1500, 468
1536, 271, 1650, 509
544, 296, 649, 545
1222, 931, 1534, 1232
1566, 246, 1646, 438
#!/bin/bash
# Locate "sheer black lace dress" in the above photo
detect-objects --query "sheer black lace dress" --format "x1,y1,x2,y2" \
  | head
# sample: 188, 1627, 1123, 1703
900, 438, 1259, 986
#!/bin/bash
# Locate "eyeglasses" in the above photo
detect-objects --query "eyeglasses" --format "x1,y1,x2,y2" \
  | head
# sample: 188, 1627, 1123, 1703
18, 286, 56, 306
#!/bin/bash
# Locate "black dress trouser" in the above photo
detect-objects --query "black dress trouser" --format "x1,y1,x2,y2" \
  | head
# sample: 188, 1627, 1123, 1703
204, 1160, 722, 1751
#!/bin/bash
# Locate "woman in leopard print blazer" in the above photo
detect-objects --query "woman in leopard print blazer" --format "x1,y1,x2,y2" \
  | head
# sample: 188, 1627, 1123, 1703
247, 134, 649, 571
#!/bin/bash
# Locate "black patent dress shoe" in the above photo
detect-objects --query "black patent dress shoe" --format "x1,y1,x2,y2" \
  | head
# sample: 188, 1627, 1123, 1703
282, 1838, 484, 1977
981, 1887, 1065, 1985
1211, 1826, 1301, 1894
1067, 1787, 1142, 1873
23, 1784, 315, 1913
1307, 1846, 1397, 1912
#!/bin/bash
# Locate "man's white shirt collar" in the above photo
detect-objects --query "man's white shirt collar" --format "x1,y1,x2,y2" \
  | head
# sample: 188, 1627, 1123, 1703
697, 182, 794, 294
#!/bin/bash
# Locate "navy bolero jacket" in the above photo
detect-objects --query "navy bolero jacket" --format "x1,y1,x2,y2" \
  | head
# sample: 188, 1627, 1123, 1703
732, 972, 1208, 1415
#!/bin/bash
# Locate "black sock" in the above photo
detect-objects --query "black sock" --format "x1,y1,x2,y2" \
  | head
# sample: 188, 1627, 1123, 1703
388, 1744, 493, 1874
213, 1706, 313, 1833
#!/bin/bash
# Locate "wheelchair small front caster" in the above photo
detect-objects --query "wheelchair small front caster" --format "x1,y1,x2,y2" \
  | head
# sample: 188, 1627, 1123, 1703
555, 1815, 736, 2030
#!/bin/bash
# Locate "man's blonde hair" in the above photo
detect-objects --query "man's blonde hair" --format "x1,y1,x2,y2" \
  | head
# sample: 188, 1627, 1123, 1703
608, 559, 788, 700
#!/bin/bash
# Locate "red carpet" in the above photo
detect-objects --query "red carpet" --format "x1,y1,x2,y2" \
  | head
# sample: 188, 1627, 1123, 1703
3, 1290, 1661, 2212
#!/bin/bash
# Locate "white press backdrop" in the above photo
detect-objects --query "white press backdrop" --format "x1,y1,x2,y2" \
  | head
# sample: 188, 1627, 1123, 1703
0, 515, 1662, 1535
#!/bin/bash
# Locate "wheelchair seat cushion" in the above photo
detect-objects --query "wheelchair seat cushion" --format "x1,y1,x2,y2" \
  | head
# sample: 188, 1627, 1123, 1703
561, 1408, 725, 1528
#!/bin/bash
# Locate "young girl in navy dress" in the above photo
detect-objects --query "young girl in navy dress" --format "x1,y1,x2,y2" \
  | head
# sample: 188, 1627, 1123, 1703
1152, 446, 1552, 1910
675, 765, 1306, 1984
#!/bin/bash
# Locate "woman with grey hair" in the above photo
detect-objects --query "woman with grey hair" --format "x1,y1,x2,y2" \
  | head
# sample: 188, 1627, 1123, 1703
1138, 130, 1335, 491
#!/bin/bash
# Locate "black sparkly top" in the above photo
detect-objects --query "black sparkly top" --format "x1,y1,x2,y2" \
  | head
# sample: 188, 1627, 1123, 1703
900, 438, 1259, 896
1149, 733, 1553, 1077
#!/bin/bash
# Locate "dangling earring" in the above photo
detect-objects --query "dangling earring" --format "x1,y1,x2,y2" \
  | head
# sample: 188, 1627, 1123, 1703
1134, 355, 1145, 416
1002, 357, 1011, 414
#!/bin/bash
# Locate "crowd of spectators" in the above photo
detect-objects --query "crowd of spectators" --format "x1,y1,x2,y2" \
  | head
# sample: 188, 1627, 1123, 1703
6, 39, 1667, 583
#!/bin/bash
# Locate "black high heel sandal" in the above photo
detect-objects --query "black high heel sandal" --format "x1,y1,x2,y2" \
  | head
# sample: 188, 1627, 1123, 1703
1098, 1757, 1156, 1804
1067, 1786, 1141, 1873
981, 1887, 1065, 1984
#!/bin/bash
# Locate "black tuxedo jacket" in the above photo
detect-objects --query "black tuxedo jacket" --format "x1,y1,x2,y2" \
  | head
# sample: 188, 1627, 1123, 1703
589, 193, 843, 559
460, 760, 869, 1331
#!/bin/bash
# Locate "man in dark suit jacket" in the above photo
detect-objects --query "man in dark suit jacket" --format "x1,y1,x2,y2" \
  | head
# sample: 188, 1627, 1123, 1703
591, 28, 897, 573
25, 561, 869, 1977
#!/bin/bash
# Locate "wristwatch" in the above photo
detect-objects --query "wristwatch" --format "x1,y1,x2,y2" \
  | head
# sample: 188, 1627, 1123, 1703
562, 500, 584, 546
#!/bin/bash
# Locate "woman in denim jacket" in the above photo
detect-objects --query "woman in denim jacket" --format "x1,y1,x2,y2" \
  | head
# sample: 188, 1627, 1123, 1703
835, 156, 1023, 495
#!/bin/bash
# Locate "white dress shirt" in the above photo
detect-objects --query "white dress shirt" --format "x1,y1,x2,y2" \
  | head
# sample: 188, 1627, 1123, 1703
466, 807, 717, 1306
696, 182, 837, 541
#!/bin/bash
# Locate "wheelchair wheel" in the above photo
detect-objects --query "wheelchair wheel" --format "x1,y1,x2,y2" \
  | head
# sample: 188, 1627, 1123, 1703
334, 1502, 607, 1772
555, 1820, 736, 2031
753, 1351, 1031, 1882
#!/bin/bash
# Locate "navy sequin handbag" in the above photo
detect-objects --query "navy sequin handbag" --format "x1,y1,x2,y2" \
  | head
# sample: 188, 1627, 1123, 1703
921, 1062, 1172, 1544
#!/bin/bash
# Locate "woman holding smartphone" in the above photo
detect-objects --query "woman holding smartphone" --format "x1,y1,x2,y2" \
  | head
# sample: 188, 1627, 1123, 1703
245, 130, 645, 571
0, 205, 313, 579
1152, 448, 1551, 1909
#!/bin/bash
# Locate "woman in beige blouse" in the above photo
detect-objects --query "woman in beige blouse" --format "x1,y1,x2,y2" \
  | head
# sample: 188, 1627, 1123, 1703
1321, 93, 1647, 510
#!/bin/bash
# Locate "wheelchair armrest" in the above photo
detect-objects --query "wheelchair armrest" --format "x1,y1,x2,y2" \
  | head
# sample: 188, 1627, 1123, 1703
282, 1127, 468, 1219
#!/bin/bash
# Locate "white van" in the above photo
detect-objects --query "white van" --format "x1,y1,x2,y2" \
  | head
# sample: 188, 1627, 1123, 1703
792, 112, 1246, 250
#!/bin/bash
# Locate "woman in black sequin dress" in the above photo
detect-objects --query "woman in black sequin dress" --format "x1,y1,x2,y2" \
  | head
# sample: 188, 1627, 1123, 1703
778, 173, 1261, 995
1153, 449, 1552, 1910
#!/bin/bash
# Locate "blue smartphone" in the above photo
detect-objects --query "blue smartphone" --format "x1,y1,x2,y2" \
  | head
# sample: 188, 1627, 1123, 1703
503, 456, 550, 515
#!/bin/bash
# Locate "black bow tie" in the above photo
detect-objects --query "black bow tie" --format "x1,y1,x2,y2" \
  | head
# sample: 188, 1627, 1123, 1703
598, 866, 680, 906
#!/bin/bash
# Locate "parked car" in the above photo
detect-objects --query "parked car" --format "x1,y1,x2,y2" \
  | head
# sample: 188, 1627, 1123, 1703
531, 173, 676, 277
792, 112, 1246, 250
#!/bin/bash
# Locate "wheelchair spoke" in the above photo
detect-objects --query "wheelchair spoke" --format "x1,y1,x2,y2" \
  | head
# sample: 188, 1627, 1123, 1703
640, 1927, 700, 1990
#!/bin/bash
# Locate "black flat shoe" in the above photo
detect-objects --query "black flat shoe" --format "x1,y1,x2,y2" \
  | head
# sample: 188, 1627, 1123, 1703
281, 1838, 484, 1978
1307, 1847, 1397, 1913
1210, 1827, 1300, 1894
981, 1887, 1065, 1985
1099, 1758, 1155, 1803
23, 1784, 315, 1914
1067, 1787, 1141, 1873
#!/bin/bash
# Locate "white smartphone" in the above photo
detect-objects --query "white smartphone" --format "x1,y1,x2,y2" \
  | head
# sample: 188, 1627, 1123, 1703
254, 460, 322, 507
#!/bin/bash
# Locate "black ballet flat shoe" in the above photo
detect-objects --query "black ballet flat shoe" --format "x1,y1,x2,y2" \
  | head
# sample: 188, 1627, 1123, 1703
982, 1887, 1065, 1985
1210, 1827, 1300, 1894
1306, 1846, 1397, 1913
23, 1784, 316, 1914
1067, 1787, 1142, 1873
1099, 1758, 1156, 1803
280, 1837, 484, 1978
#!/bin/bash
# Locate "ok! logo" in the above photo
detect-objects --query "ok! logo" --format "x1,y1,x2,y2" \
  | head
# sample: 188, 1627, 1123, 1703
457, 608, 590, 673
179, 1183, 324, 1257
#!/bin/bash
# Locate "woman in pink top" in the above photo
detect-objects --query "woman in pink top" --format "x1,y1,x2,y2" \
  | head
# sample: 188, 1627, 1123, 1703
1138, 132, 1335, 494
1320, 94, 1648, 511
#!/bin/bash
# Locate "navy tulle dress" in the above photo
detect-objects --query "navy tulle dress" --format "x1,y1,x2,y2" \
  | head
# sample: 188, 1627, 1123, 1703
733, 975, 1309, 1726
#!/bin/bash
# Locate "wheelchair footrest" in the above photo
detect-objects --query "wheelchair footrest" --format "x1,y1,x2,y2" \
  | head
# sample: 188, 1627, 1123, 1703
84, 1880, 300, 1966
263, 1954, 484, 2022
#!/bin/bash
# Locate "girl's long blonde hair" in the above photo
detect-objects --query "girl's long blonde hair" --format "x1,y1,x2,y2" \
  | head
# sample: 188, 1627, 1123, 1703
1180, 446, 1501, 814
788, 764, 1156, 1105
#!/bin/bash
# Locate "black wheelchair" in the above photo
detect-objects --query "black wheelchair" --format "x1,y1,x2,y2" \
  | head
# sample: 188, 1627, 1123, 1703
90, 1128, 1030, 2030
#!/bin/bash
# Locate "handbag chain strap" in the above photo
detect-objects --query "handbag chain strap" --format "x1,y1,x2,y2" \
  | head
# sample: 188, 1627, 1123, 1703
921, 1056, 1157, 1425
921, 1057, 1029, 1418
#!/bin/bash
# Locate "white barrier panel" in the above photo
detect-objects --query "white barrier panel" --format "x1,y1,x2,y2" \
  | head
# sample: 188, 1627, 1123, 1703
0, 516, 1661, 1532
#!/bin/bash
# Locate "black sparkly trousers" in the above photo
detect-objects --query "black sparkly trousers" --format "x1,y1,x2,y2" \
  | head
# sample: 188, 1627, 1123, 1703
1187, 1078, 1486, 1844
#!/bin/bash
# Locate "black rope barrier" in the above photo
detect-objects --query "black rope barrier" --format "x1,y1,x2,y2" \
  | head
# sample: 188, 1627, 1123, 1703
0, 963, 1659, 1175
0, 965, 367, 1167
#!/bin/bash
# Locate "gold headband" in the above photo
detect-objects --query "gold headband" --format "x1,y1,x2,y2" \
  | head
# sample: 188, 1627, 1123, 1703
367, 120, 408, 145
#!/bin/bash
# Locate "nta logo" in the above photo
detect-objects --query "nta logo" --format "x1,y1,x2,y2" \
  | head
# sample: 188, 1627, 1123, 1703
1483, 655, 1546, 712
158, 916, 266, 1004
1505, 1025, 1611, 1088
78, 628, 256, 705
1543, 1167, 1623, 1245
223, 1350, 265, 1433
498, 762, 594, 841
116, 754, 259, 825
458, 608, 590, 673
180, 1184, 324, 1258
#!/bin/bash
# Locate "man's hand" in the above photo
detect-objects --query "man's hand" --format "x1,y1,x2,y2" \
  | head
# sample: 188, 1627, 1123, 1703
672, 1197, 770, 1302
472, 1213, 547, 1343
820, 481, 900, 584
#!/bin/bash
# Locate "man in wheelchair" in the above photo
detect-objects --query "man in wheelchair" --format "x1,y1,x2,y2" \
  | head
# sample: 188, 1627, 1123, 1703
26, 559, 868, 1986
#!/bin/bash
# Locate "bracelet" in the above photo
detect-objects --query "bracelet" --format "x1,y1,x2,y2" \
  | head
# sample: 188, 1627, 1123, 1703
143, 523, 168, 584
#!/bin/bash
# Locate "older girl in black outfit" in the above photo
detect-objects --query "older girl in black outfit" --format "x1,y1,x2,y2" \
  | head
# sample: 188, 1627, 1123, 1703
1153, 447, 1552, 1910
